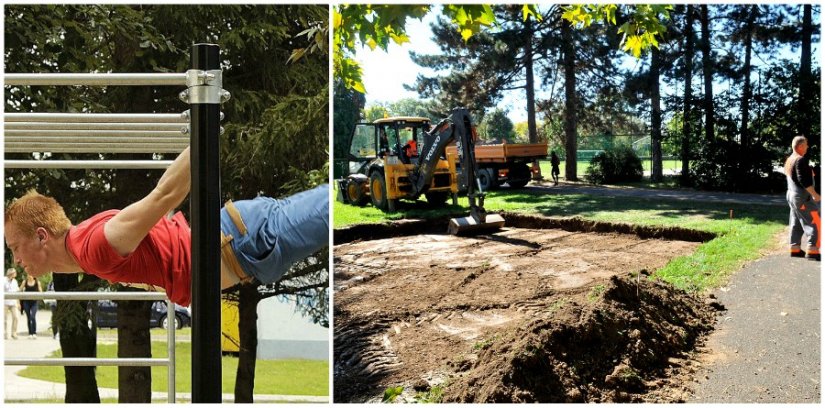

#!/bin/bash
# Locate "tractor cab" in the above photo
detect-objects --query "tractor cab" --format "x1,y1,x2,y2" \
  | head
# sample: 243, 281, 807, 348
338, 116, 458, 211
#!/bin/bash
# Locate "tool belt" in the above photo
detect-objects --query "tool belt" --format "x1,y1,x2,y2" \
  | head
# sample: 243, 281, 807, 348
220, 200, 255, 284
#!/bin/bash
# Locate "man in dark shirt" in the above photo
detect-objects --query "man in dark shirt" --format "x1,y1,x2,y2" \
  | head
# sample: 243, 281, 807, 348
784, 136, 821, 261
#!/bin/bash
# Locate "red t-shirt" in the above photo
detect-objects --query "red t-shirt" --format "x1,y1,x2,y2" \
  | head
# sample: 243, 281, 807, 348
65, 210, 192, 306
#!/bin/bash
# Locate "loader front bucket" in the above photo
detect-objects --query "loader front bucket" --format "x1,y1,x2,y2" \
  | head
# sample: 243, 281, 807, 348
448, 213, 505, 235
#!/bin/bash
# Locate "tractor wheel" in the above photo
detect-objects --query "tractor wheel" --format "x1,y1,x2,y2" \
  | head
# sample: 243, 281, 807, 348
345, 179, 368, 206
425, 191, 449, 207
369, 171, 390, 211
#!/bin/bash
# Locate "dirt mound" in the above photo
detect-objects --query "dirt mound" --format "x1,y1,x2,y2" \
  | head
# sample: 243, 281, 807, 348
444, 273, 715, 403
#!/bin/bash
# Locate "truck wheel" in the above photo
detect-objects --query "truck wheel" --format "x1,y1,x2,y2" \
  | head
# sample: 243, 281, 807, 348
369, 171, 390, 211
346, 179, 368, 206
478, 168, 496, 191
425, 191, 449, 207
507, 164, 531, 188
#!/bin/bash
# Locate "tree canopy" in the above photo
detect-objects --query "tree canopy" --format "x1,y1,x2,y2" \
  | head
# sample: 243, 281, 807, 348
358, 4, 819, 191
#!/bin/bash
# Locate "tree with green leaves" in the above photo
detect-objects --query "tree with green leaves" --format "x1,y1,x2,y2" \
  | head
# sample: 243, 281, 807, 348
562, 4, 673, 182
479, 108, 516, 142
333, 79, 367, 178
681, 5, 696, 185
799, 5, 815, 146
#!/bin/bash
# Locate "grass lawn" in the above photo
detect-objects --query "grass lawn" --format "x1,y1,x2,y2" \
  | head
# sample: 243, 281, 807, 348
18, 341, 328, 396
333, 184, 786, 293
537, 159, 683, 180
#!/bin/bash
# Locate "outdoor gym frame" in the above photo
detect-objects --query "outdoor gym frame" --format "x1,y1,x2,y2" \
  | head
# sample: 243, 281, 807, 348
4, 43, 226, 403
5, 291, 176, 402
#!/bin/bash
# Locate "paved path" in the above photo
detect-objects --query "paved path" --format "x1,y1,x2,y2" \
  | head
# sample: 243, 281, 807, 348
689, 254, 820, 403
527, 181, 786, 207
3, 310, 328, 403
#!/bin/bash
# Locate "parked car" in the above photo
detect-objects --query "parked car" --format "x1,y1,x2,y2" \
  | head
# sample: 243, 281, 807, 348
94, 299, 191, 330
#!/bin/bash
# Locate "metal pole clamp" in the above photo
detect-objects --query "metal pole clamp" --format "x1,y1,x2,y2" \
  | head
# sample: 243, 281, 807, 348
181, 69, 229, 104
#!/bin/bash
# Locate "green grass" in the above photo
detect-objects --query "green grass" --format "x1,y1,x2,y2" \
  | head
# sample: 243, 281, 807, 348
18, 342, 328, 396
334, 185, 786, 293
537, 159, 682, 180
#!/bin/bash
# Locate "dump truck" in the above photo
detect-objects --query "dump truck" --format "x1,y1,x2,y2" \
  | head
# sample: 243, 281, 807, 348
447, 140, 547, 190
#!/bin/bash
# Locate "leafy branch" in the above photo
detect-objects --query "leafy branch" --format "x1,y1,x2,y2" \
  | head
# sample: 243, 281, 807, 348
561, 4, 673, 58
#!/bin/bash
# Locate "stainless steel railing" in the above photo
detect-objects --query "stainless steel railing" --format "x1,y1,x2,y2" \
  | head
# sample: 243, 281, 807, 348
4, 291, 177, 403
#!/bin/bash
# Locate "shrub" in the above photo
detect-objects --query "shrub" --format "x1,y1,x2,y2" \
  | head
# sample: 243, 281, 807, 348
586, 146, 643, 184
690, 138, 783, 193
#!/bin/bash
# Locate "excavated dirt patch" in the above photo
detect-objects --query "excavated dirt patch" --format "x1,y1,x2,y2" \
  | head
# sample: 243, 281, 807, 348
333, 217, 715, 403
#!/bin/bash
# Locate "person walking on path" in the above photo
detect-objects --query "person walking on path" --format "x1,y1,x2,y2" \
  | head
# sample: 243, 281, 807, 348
550, 151, 561, 186
784, 135, 821, 261
19, 275, 41, 339
4, 269, 20, 339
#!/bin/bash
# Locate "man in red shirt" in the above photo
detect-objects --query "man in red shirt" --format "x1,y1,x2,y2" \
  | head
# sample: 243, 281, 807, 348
5, 147, 329, 306
6, 148, 194, 304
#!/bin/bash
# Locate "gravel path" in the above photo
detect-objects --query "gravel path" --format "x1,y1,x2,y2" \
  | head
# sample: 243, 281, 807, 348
689, 254, 821, 403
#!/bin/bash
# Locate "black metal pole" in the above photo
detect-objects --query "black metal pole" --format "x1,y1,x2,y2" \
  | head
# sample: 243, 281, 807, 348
190, 43, 222, 403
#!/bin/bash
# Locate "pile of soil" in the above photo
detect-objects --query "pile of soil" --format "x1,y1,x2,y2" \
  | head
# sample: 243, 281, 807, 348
333, 219, 715, 403
444, 273, 715, 403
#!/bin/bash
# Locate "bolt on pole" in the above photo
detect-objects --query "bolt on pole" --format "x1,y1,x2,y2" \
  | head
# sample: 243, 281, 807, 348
189, 43, 223, 403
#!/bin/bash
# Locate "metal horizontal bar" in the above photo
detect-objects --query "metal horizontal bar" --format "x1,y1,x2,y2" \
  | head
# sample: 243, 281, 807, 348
5, 73, 187, 86
5, 122, 188, 131
5, 291, 168, 301
6, 129, 186, 137
5, 358, 170, 367
5, 113, 188, 123
7, 137, 187, 145
5, 160, 173, 169
5, 145, 187, 154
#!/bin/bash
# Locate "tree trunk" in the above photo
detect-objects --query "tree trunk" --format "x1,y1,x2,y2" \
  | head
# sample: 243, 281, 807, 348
800, 4, 813, 144
739, 5, 757, 172
700, 5, 715, 142
117, 288, 152, 403
53, 273, 101, 403
234, 284, 262, 403
108, 26, 156, 403
524, 17, 541, 179
525, 18, 537, 144
681, 5, 695, 185
561, 19, 578, 182
650, 48, 663, 182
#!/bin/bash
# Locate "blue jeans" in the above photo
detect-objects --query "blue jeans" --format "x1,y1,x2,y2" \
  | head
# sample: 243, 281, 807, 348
21, 301, 37, 335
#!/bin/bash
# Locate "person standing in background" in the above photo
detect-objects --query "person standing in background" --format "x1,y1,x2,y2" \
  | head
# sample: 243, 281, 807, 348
4, 269, 20, 339
785, 136, 821, 261
550, 151, 561, 186
20, 274, 42, 338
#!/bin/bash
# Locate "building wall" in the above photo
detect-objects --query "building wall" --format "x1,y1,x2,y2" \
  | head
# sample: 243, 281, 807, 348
256, 296, 328, 360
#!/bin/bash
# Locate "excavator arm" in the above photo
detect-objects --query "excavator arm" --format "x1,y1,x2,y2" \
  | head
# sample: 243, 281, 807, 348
409, 108, 504, 233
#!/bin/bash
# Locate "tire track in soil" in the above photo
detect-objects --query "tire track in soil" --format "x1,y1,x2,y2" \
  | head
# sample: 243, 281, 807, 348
334, 215, 712, 402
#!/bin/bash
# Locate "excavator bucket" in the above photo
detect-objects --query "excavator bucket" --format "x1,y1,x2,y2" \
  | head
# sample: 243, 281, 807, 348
448, 213, 506, 235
